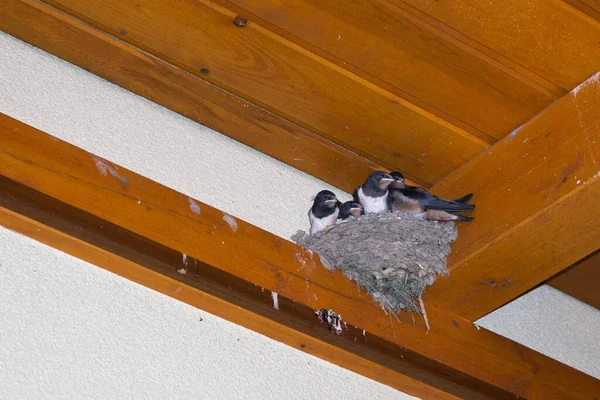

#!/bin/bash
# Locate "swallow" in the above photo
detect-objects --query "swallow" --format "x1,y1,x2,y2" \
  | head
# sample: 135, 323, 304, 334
355, 171, 395, 214
389, 171, 473, 203
338, 201, 364, 220
388, 171, 475, 221
308, 190, 341, 235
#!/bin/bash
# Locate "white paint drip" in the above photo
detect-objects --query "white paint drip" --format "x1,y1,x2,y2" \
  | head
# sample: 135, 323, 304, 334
271, 291, 279, 310
222, 214, 238, 232
474, 323, 480, 331
508, 124, 523, 141
92, 156, 109, 176
571, 71, 600, 98
91, 156, 129, 185
177, 268, 187, 275
362, 330, 366, 336
182, 254, 187, 264
188, 198, 201, 214
295, 249, 315, 272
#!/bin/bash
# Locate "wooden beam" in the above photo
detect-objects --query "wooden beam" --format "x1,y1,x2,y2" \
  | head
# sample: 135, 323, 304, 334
2, 0, 490, 186
0, 0, 384, 193
214, 0, 559, 140
400, 0, 600, 90
548, 250, 600, 310
2, 114, 599, 399
424, 72, 600, 320
563, 1, 600, 24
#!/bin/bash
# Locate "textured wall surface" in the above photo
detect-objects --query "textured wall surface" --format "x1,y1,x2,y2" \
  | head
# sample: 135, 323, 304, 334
0, 227, 411, 400
0, 31, 598, 399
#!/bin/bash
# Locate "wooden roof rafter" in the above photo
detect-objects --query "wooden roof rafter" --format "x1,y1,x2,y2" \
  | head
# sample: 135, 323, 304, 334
1, 114, 599, 399
424, 72, 600, 320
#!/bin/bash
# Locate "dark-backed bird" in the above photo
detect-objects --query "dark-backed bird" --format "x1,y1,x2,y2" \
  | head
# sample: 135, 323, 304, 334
355, 171, 395, 214
338, 201, 364, 220
390, 171, 473, 203
388, 171, 475, 222
308, 190, 341, 235
389, 171, 473, 203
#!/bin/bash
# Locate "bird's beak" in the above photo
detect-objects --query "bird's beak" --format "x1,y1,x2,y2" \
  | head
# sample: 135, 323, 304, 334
325, 199, 338, 206
350, 207, 362, 214
381, 175, 394, 184
393, 181, 406, 189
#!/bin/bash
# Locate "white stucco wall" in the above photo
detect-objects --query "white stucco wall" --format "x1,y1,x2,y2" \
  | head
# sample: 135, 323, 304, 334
1, 32, 598, 398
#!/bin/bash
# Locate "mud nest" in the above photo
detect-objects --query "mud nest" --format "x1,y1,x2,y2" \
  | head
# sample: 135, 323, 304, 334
292, 213, 457, 314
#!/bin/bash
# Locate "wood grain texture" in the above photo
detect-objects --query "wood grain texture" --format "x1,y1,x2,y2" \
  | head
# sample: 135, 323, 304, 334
549, 250, 600, 309
40, 0, 489, 184
564, 0, 600, 21
399, 0, 600, 90
0, 0, 389, 193
217, 0, 557, 140
425, 73, 600, 320
2, 113, 599, 399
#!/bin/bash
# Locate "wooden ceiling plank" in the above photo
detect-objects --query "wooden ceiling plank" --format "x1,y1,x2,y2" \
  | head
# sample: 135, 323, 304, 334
0, 0, 388, 193
548, 250, 600, 310
563, 0, 600, 23
213, 0, 558, 140
423, 72, 600, 320
399, 0, 600, 91
2, 113, 599, 399
36, 0, 488, 184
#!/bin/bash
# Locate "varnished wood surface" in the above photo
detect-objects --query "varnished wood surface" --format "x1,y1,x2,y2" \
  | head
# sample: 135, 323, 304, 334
25, 0, 492, 184
399, 0, 600, 90
3, 0, 599, 188
549, 250, 600, 310
1, 114, 600, 399
563, 1, 600, 22
0, 0, 388, 193
425, 72, 600, 320
217, 0, 558, 140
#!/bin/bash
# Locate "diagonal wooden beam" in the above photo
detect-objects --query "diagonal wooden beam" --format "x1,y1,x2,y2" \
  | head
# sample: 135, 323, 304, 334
2, 114, 599, 399
0, 0, 385, 193
425, 72, 600, 320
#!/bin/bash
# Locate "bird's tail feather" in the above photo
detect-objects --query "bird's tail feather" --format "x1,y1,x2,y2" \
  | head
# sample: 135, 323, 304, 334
427, 199, 476, 212
451, 193, 473, 204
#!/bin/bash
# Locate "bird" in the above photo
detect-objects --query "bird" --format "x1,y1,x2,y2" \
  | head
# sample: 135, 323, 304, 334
389, 171, 473, 204
387, 171, 475, 222
308, 190, 341, 235
338, 201, 364, 220
354, 171, 395, 214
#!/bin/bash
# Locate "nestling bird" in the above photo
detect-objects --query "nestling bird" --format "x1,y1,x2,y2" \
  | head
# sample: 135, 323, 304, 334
354, 171, 395, 214
308, 190, 341, 235
387, 171, 475, 222
338, 201, 364, 220
389, 171, 473, 204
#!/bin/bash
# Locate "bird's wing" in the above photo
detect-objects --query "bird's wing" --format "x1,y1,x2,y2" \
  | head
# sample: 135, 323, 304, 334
402, 188, 475, 212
